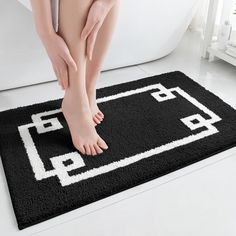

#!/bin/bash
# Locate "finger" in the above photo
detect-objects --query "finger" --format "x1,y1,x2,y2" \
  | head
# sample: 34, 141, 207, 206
60, 67, 69, 90
57, 72, 63, 89
81, 18, 98, 41
62, 51, 77, 72
58, 62, 69, 89
54, 68, 63, 89
87, 22, 101, 60
87, 34, 96, 61
57, 68, 65, 90
63, 68, 69, 89
59, 81, 63, 90
53, 67, 60, 83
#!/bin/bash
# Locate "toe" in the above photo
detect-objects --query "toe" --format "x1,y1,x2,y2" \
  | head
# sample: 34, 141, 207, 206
95, 113, 103, 122
97, 137, 108, 150
76, 144, 86, 155
90, 145, 97, 156
98, 111, 104, 118
84, 144, 91, 155
94, 144, 103, 154
93, 116, 101, 125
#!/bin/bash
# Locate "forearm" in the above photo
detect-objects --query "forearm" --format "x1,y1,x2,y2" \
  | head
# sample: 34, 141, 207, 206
30, 0, 55, 41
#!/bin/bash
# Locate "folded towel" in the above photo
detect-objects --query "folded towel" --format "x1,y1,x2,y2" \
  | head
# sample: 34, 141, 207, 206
225, 49, 236, 58
228, 40, 236, 47
226, 45, 236, 54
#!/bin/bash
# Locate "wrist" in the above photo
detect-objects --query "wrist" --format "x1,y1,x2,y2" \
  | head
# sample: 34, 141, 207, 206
37, 28, 56, 42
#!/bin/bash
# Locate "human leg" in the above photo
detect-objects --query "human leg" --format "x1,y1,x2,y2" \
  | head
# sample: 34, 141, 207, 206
85, 0, 121, 124
58, 0, 108, 155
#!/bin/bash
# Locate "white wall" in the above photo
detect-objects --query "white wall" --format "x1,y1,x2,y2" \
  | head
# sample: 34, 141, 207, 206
0, 0, 55, 90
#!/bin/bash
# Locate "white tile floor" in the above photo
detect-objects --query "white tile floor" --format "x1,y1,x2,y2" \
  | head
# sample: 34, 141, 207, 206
0, 30, 236, 236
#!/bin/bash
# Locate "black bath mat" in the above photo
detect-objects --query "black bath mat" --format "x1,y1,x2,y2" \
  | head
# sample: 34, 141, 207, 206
1, 71, 236, 229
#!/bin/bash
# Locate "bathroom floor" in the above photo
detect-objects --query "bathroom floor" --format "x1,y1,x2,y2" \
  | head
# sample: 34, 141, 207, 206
0, 30, 236, 236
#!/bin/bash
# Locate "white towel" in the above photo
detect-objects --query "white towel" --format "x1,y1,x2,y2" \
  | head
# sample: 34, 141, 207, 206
226, 44, 236, 58
227, 45, 236, 53
225, 49, 236, 58
228, 40, 236, 48
18, 0, 59, 32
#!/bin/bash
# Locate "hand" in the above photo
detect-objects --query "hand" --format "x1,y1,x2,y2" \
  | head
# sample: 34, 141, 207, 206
41, 32, 77, 90
80, 0, 118, 60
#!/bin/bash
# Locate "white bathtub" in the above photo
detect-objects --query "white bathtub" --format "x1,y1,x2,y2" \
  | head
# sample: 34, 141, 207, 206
0, 0, 199, 90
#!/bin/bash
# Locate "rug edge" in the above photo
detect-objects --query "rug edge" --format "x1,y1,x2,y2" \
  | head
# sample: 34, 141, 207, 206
0, 70, 181, 113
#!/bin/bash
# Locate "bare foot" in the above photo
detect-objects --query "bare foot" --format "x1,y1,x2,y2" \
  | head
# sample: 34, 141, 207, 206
62, 91, 108, 156
87, 86, 104, 125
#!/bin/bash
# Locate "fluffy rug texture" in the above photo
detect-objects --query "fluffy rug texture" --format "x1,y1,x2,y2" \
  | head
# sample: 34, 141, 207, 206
0, 71, 236, 229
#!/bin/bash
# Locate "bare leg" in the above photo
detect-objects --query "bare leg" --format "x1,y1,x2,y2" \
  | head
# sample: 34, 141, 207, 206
86, 0, 121, 124
58, 0, 108, 156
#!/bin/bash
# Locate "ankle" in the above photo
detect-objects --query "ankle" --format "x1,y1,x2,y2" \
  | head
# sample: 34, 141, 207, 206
62, 91, 90, 113
64, 87, 87, 101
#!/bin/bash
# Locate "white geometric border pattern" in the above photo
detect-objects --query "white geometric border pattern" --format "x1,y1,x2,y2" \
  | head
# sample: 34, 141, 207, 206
18, 83, 222, 187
